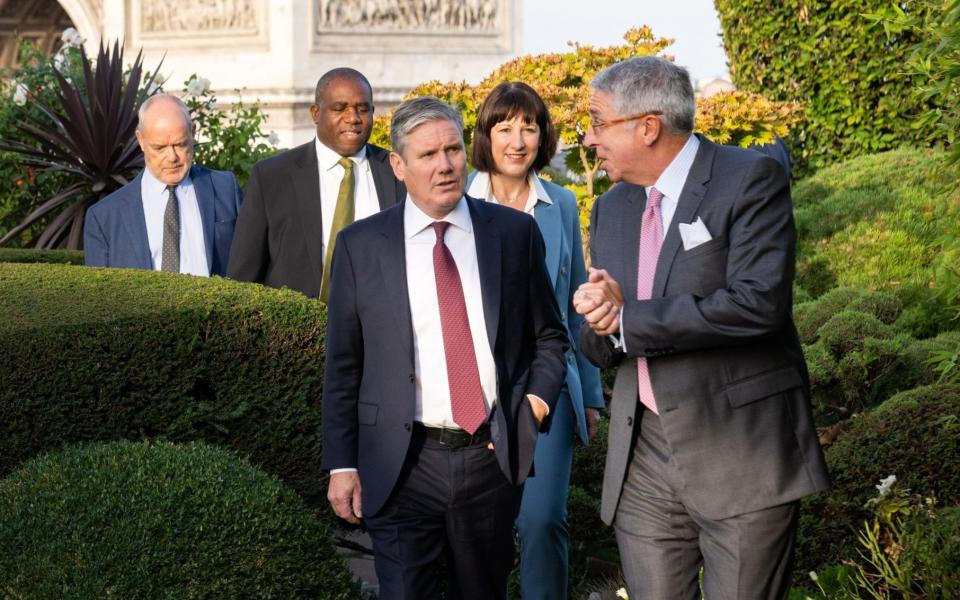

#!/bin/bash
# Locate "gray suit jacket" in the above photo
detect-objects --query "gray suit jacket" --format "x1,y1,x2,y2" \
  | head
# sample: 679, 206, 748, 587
581, 135, 829, 523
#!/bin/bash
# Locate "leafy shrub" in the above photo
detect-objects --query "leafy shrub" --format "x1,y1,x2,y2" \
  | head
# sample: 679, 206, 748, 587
818, 310, 893, 357
0, 247, 82, 265
900, 330, 960, 387
794, 287, 901, 345
792, 148, 960, 337
794, 383, 960, 581
0, 440, 358, 598
716, 1, 946, 174
0, 263, 328, 509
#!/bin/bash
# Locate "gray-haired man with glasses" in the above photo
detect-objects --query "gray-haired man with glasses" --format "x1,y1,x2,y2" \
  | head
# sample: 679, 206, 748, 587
573, 56, 830, 599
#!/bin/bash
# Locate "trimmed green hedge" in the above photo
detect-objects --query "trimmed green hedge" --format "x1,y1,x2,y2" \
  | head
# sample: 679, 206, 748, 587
0, 263, 328, 508
0, 440, 358, 597
792, 148, 960, 338
0, 247, 84, 265
795, 383, 960, 580
716, 1, 946, 174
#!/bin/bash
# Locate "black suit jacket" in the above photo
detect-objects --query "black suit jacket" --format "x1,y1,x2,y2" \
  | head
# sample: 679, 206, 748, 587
226, 141, 405, 297
321, 197, 569, 517
581, 136, 830, 522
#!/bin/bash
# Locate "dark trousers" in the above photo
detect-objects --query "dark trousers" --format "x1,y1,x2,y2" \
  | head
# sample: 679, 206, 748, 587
364, 427, 523, 600
614, 409, 799, 600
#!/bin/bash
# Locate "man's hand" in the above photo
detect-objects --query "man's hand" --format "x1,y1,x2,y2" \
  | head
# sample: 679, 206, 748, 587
327, 471, 363, 524
585, 407, 601, 441
574, 268, 624, 336
528, 394, 549, 426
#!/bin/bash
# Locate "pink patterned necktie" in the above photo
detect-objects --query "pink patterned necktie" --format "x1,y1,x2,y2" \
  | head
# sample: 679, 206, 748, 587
432, 221, 487, 434
637, 187, 665, 414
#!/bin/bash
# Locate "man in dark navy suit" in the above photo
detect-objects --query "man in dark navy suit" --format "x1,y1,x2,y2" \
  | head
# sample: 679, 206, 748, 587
84, 94, 241, 276
321, 96, 568, 599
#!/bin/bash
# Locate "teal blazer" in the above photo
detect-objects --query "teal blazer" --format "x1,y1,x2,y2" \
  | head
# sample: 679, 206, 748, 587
467, 172, 604, 444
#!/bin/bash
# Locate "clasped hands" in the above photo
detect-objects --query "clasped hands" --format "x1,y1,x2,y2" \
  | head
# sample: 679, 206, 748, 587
574, 268, 624, 336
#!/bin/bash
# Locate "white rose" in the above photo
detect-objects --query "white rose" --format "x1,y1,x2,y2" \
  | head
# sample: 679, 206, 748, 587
61, 27, 83, 47
268, 130, 280, 146
875, 474, 897, 497
186, 76, 211, 97
12, 83, 28, 106
616, 588, 629, 599
53, 51, 68, 71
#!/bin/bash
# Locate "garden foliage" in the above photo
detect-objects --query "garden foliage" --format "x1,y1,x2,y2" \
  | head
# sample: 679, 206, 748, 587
0, 440, 359, 597
0, 263, 329, 509
716, 0, 947, 174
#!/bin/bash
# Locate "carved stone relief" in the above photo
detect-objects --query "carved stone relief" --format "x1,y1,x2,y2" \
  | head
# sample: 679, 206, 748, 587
317, 0, 499, 32
140, 0, 259, 35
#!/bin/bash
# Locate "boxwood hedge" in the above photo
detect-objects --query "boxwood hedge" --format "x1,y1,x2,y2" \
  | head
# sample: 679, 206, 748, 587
0, 263, 328, 508
0, 247, 84, 265
0, 440, 359, 597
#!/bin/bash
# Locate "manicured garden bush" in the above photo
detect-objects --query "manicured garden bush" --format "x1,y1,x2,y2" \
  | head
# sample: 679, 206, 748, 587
0, 263, 328, 509
792, 148, 960, 338
0, 440, 359, 597
0, 247, 83, 264
716, 1, 946, 173
794, 383, 960, 580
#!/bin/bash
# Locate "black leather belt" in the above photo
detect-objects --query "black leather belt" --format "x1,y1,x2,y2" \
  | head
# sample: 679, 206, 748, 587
414, 423, 491, 448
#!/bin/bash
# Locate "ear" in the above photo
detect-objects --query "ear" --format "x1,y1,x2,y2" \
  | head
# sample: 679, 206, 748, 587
389, 151, 405, 181
640, 115, 662, 147
309, 104, 320, 124
135, 129, 146, 152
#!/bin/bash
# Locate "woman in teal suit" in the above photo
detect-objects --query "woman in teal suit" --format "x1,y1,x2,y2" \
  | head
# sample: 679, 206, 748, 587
467, 81, 604, 599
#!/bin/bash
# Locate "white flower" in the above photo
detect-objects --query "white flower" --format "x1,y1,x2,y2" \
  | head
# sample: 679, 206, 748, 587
53, 51, 68, 71
60, 27, 83, 48
267, 130, 280, 146
12, 82, 28, 106
207, 99, 219, 111
616, 588, 629, 599
876, 474, 897, 497
186, 76, 211, 97
809, 571, 819, 582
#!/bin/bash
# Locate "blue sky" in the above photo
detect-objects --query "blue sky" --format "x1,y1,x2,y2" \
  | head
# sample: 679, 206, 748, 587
522, 0, 729, 84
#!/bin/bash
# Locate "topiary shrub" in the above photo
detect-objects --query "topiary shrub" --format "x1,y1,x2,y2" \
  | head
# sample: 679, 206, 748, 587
792, 148, 960, 338
0, 440, 359, 598
794, 383, 960, 581
794, 287, 901, 345
900, 330, 960, 388
716, 1, 945, 174
818, 310, 893, 357
0, 263, 328, 509
0, 247, 83, 265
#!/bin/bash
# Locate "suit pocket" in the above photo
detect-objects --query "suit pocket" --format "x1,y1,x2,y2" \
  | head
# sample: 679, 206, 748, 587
724, 366, 804, 408
676, 234, 728, 263
358, 402, 378, 425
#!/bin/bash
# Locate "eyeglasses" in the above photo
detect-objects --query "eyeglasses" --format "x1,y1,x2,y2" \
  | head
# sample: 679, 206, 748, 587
581, 111, 663, 136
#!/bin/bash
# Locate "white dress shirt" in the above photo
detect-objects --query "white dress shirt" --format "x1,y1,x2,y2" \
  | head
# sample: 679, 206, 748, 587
405, 196, 498, 428
315, 138, 380, 269
616, 134, 700, 349
465, 170, 553, 214
140, 168, 209, 276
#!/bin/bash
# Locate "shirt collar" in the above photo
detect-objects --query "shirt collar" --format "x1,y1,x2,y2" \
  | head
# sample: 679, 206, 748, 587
142, 165, 192, 199
315, 137, 368, 171
648, 135, 699, 201
404, 194, 472, 239
465, 170, 553, 208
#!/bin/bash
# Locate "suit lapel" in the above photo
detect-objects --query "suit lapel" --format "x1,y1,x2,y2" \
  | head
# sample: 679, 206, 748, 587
377, 204, 414, 366
368, 144, 399, 209
291, 143, 324, 285
469, 198, 501, 351
122, 171, 152, 269
620, 184, 646, 302
652, 136, 714, 298
534, 200, 561, 288
191, 165, 216, 273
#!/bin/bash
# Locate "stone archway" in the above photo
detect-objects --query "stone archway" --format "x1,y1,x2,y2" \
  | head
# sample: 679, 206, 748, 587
0, 0, 101, 69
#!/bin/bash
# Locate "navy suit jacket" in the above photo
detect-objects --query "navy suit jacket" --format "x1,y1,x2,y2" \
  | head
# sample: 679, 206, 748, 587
83, 165, 242, 276
321, 196, 569, 518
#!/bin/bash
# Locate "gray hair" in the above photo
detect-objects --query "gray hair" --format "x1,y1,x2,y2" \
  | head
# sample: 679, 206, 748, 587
137, 93, 193, 133
389, 96, 464, 157
590, 56, 696, 136
314, 68, 373, 104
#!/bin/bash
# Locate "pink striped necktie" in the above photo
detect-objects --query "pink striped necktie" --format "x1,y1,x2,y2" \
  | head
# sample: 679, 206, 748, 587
432, 221, 487, 434
637, 187, 665, 414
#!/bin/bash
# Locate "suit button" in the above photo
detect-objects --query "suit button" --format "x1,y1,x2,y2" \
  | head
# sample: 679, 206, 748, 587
409, 373, 415, 383
567, 355, 574, 364
561, 313, 567, 321
404, 423, 411, 431
626, 416, 633, 426
560, 266, 568, 276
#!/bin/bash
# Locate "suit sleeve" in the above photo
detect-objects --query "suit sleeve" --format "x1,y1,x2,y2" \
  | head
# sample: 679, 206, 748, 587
83, 206, 108, 267
226, 163, 268, 283
524, 218, 569, 433
566, 200, 604, 410
579, 194, 625, 369
621, 156, 794, 356
320, 232, 363, 470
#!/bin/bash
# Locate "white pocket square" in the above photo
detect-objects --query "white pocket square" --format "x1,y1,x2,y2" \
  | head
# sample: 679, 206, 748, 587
678, 217, 712, 251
